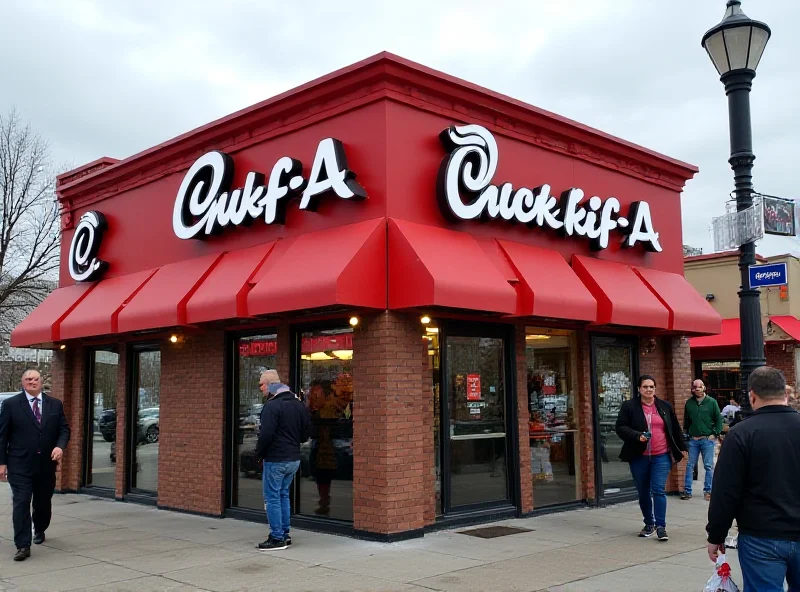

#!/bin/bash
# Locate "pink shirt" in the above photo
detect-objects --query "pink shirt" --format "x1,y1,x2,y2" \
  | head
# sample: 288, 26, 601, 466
642, 401, 669, 456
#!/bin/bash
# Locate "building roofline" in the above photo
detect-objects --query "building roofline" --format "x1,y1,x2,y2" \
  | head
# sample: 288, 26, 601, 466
56, 52, 698, 206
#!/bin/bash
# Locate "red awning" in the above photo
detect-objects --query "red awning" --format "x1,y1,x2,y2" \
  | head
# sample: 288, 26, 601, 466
247, 218, 387, 315
185, 243, 276, 325
768, 316, 800, 341
59, 270, 156, 340
388, 219, 517, 314
572, 255, 670, 328
689, 318, 740, 348
634, 267, 722, 335
117, 253, 223, 333
10, 284, 95, 347
497, 240, 596, 321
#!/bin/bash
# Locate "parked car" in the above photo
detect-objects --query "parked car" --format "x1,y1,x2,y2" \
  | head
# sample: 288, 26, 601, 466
137, 407, 159, 444
0, 392, 17, 414
98, 409, 117, 442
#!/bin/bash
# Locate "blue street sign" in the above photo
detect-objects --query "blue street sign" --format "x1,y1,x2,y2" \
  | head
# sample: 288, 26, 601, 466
749, 262, 788, 288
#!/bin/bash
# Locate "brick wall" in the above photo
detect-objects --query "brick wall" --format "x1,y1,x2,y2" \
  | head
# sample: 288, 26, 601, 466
158, 331, 226, 515
766, 342, 795, 386
515, 324, 533, 513
51, 346, 85, 492
577, 332, 596, 502
663, 336, 692, 493
352, 311, 427, 535
421, 336, 436, 525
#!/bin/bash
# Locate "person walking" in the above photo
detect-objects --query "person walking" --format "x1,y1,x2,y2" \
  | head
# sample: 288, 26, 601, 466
681, 379, 722, 501
707, 366, 800, 591
0, 369, 70, 561
255, 370, 311, 551
615, 375, 686, 542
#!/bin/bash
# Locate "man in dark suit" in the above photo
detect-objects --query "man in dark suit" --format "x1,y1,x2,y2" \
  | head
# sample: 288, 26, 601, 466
0, 369, 70, 561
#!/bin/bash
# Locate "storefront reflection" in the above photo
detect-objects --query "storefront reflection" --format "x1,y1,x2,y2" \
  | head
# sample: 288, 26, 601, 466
297, 328, 354, 521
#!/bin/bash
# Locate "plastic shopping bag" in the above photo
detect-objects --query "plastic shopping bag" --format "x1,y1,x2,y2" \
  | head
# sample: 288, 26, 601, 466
703, 554, 740, 592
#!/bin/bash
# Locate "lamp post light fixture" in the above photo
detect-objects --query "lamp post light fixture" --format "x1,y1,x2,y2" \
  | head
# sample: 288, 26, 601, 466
702, 0, 771, 413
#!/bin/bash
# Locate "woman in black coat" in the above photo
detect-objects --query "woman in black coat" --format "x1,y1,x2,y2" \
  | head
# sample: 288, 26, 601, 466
615, 375, 686, 542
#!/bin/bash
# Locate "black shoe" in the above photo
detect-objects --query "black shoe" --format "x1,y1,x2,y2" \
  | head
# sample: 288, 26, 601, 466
14, 547, 30, 561
680, 492, 692, 500
285, 535, 292, 546
639, 525, 656, 538
257, 537, 287, 551
33, 532, 45, 545
656, 527, 669, 541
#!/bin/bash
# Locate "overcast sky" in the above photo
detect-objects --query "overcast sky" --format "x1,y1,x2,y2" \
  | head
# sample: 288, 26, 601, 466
2, 0, 798, 256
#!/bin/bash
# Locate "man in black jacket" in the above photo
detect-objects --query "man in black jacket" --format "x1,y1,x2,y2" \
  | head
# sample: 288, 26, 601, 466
255, 370, 311, 551
707, 366, 800, 591
0, 369, 70, 561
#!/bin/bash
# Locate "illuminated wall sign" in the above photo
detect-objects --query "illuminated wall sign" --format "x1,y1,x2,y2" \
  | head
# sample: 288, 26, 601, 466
68, 211, 108, 282
173, 138, 367, 240
437, 124, 662, 252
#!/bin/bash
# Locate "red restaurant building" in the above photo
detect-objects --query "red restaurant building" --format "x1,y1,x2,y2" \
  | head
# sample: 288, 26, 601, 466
12, 53, 721, 540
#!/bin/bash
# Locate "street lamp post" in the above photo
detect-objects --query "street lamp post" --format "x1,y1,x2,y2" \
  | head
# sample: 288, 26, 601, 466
702, 0, 771, 413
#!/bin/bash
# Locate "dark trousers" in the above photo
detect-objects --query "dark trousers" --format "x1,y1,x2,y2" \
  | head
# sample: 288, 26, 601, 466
7, 469, 56, 549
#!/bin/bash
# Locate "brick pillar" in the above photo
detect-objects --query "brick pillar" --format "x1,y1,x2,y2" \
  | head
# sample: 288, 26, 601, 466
352, 311, 427, 536
115, 346, 129, 499
665, 336, 691, 493
421, 336, 436, 526
53, 346, 85, 492
577, 332, 596, 502
159, 331, 226, 515
515, 324, 533, 513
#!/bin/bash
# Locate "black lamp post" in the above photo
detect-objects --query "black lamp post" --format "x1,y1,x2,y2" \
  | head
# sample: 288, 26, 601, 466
702, 0, 771, 413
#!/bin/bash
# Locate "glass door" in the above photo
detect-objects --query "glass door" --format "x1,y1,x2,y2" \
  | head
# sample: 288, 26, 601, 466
129, 348, 161, 494
229, 333, 278, 511
592, 336, 637, 496
84, 349, 119, 490
441, 325, 513, 512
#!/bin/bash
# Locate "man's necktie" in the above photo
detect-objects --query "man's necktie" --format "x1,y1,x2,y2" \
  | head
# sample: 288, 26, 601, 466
32, 398, 41, 424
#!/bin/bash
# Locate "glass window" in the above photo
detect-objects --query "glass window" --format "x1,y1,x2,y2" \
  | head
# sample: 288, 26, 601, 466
594, 338, 636, 494
86, 350, 119, 489
131, 350, 161, 493
297, 328, 353, 521
701, 361, 740, 409
526, 328, 581, 507
231, 334, 278, 510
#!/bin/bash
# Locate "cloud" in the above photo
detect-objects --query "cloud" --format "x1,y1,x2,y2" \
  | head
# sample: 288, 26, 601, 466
2, 0, 797, 255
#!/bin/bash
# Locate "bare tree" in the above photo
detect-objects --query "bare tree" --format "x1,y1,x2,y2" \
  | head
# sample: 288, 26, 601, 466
0, 109, 60, 348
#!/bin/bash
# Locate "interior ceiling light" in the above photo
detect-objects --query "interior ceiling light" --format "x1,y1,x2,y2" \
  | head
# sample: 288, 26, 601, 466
426, 327, 439, 334
308, 351, 334, 361
332, 349, 353, 360
526, 334, 551, 340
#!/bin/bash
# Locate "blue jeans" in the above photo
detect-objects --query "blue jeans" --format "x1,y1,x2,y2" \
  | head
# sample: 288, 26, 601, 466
629, 453, 672, 528
262, 460, 300, 541
684, 438, 715, 495
738, 534, 800, 591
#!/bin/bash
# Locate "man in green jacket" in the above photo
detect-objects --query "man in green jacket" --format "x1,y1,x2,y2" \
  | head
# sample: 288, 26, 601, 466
681, 379, 723, 501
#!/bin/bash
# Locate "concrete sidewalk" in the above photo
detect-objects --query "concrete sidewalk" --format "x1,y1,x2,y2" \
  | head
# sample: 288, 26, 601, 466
0, 483, 737, 592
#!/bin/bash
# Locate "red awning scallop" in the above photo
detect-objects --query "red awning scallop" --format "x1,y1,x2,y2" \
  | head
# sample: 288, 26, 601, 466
59, 270, 156, 339
634, 267, 722, 335
689, 318, 740, 348
572, 255, 670, 329
116, 253, 223, 333
247, 218, 387, 315
9, 284, 95, 347
766, 316, 800, 341
388, 219, 517, 314
185, 243, 277, 325
497, 240, 597, 321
